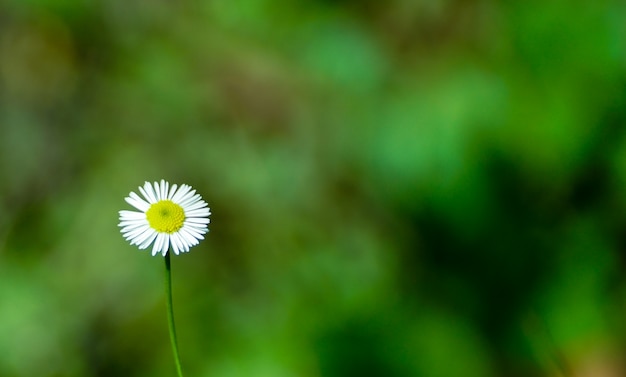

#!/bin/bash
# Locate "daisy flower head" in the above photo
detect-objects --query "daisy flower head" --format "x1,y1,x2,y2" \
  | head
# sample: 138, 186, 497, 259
119, 180, 211, 256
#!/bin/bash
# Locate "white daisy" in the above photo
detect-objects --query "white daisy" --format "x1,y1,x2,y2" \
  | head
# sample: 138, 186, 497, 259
119, 180, 211, 256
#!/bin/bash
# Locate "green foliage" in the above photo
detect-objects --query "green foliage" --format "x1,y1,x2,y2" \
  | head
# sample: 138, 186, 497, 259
1, 0, 626, 376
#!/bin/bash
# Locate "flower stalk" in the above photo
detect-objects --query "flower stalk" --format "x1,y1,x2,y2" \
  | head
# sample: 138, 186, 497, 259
165, 252, 184, 377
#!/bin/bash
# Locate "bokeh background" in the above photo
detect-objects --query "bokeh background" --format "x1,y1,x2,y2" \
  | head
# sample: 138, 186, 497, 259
1, 0, 626, 376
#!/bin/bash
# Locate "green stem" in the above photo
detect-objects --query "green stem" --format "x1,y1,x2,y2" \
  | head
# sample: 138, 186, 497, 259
165, 252, 184, 377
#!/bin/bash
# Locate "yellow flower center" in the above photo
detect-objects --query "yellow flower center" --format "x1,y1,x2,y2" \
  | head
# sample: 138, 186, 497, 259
146, 200, 185, 234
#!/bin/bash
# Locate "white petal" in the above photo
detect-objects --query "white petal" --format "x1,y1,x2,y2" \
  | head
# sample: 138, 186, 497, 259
161, 234, 170, 256
123, 224, 151, 239
177, 231, 193, 251
176, 232, 191, 251
151, 181, 160, 201
185, 217, 210, 224
118, 216, 147, 224
120, 222, 148, 232
171, 233, 180, 255
182, 225, 205, 239
160, 180, 168, 201
185, 208, 211, 218
167, 184, 178, 200
152, 233, 164, 256
168, 184, 180, 200
153, 181, 162, 201
142, 181, 156, 203
137, 184, 149, 202
120, 225, 150, 235
119, 217, 148, 227
130, 227, 155, 245
177, 189, 197, 205
186, 223, 208, 233
178, 232, 190, 252
179, 228, 199, 245
171, 185, 191, 203
125, 194, 150, 212
138, 186, 152, 204
184, 220, 208, 230
119, 210, 146, 220
179, 194, 202, 207
122, 222, 149, 234
146, 181, 159, 203
139, 231, 158, 249
172, 232, 184, 253
181, 200, 205, 212
180, 193, 202, 203
182, 201, 207, 211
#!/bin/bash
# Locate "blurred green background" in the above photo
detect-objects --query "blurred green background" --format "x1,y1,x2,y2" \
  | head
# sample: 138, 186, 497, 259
1, 0, 626, 376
